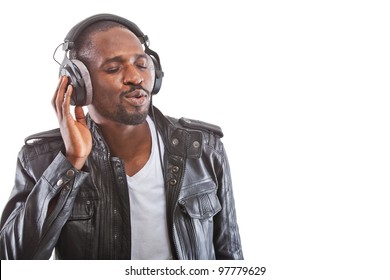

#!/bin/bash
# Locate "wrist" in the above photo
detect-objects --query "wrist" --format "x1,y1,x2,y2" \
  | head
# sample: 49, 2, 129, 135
66, 154, 87, 170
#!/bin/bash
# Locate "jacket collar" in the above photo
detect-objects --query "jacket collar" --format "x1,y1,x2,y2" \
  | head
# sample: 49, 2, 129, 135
85, 106, 203, 159
151, 106, 203, 159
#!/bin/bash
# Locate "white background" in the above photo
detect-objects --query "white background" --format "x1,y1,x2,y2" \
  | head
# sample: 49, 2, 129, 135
1, 0, 390, 279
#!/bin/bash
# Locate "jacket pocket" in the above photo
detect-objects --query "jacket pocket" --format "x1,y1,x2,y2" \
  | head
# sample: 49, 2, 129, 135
56, 191, 96, 259
69, 188, 97, 220
176, 186, 222, 259
68, 199, 95, 220
179, 189, 222, 219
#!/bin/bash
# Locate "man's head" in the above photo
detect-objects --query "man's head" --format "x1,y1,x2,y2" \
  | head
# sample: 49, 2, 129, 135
60, 14, 163, 125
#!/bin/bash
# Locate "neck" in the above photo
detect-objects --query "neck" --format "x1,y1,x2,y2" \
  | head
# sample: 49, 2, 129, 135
96, 118, 151, 161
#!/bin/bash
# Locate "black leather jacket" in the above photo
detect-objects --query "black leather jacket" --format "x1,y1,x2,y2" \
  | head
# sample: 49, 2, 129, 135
0, 107, 243, 260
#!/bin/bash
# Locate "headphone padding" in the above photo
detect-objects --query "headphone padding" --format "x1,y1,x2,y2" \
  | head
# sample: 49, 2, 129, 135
72, 59, 93, 105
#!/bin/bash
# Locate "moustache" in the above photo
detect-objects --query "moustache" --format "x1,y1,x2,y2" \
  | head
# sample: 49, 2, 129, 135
120, 85, 150, 98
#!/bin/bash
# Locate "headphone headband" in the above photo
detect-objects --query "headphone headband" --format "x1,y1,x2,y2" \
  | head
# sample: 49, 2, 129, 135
63, 13, 149, 51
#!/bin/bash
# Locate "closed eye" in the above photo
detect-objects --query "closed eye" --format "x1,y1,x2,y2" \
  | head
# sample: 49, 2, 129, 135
105, 67, 120, 73
135, 58, 149, 70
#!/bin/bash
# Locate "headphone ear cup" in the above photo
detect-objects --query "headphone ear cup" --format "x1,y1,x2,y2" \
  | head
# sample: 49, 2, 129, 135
150, 55, 163, 95
71, 59, 93, 105
59, 58, 93, 106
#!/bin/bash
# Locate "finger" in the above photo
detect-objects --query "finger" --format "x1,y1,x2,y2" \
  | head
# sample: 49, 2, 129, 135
52, 76, 64, 113
55, 76, 69, 119
62, 82, 73, 118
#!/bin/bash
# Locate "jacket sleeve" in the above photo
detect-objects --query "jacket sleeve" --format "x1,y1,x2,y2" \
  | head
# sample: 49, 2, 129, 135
0, 150, 88, 259
213, 143, 244, 260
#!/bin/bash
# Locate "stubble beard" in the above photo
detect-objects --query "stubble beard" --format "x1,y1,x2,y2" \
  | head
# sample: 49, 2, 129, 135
94, 98, 150, 126
115, 103, 149, 125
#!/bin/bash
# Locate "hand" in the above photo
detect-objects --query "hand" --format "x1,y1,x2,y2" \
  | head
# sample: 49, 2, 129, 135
52, 76, 92, 169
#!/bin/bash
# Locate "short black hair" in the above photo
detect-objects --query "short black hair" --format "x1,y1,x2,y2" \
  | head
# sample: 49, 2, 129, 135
69, 21, 128, 66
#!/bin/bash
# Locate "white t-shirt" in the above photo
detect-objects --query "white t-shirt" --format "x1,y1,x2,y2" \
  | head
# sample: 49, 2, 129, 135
126, 116, 172, 259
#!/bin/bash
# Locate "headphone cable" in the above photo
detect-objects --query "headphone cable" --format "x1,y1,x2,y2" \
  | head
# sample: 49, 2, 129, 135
53, 43, 64, 65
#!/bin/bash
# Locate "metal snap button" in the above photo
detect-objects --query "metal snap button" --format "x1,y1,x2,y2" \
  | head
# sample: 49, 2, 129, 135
66, 169, 75, 177
56, 179, 64, 187
172, 166, 179, 173
172, 138, 179, 146
169, 178, 177, 186
193, 141, 200, 148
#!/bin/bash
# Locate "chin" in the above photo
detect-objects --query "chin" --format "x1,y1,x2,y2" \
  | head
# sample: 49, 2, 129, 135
115, 108, 149, 126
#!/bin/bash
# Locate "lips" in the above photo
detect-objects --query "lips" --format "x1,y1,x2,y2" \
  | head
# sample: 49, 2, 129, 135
123, 90, 148, 107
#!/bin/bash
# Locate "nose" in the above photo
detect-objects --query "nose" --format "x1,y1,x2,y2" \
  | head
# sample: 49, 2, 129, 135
123, 65, 143, 85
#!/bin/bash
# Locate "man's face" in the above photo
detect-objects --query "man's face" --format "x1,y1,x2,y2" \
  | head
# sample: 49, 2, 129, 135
87, 27, 155, 125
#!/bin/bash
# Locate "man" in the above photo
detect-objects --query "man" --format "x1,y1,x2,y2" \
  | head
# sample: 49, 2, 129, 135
0, 14, 243, 260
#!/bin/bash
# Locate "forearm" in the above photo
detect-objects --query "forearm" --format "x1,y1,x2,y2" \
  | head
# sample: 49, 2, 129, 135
0, 152, 88, 259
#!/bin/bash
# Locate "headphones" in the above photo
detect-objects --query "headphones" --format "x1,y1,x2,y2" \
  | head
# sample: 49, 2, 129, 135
59, 13, 163, 106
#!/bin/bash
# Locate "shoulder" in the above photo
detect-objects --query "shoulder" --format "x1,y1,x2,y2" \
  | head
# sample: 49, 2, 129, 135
24, 128, 62, 145
151, 106, 224, 138
167, 116, 224, 138
163, 115, 225, 156
20, 128, 64, 163
152, 106, 225, 155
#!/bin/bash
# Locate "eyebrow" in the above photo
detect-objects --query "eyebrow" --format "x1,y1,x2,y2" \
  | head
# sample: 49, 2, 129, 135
102, 54, 149, 66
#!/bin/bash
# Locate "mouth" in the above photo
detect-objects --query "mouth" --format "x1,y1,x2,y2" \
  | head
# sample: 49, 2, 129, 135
123, 90, 148, 107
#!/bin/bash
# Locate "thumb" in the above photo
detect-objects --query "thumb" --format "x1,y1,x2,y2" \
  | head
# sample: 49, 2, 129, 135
74, 106, 87, 125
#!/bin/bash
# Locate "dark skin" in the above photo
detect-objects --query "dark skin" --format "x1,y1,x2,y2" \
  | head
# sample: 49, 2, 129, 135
52, 27, 155, 176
